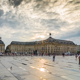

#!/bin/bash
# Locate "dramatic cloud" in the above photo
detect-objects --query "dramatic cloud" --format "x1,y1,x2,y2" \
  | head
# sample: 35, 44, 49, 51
0, 0, 80, 47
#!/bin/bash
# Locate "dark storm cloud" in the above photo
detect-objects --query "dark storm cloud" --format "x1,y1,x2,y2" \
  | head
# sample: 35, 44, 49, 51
0, 9, 4, 17
8, 0, 58, 11
68, 0, 74, 4
8, 0, 23, 7
8, 0, 80, 12
8, 0, 32, 7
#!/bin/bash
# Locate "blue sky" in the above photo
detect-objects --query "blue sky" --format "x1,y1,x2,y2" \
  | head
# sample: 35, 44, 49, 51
0, 0, 80, 47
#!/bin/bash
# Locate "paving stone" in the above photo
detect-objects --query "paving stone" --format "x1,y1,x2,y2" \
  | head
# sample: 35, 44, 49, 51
0, 56, 80, 80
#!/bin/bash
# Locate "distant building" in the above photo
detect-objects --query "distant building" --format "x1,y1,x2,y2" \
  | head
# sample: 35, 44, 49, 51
6, 34, 77, 55
0, 37, 5, 53
77, 45, 80, 51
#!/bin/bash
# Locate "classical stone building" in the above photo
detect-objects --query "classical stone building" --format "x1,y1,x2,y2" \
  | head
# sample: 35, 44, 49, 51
6, 34, 77, 55
0, 38, 5, 53
77, 45, 80, 52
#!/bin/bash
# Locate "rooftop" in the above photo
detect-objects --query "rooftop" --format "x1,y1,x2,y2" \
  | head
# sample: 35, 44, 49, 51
0, 40, 5, 44
10, 37, 75, 45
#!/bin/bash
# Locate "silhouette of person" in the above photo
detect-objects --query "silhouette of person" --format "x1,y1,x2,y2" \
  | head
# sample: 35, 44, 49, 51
10, 66, 12, 70
53, 54, 55, 61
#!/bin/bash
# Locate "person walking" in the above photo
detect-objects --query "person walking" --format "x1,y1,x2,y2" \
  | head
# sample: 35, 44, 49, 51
10, 66, 12, 70
62, 53, 65, 57
53, 54, 55, 61
75, 54, 78, 60
31, 53, 33, 57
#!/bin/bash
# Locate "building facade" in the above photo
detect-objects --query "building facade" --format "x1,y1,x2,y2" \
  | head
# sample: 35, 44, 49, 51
0, 38, 5, 53
6, 34, 77, 55
77, 45, 80, 51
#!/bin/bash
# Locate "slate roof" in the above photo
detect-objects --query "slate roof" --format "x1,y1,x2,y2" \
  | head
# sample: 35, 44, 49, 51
45, 37, 75, 45
10, 37, 75, 45
11, 41, 36, 45
0, 40, 4, 44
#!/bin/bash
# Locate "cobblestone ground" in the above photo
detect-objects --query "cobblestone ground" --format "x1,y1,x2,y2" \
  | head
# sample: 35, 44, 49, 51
0, 56, 80, 80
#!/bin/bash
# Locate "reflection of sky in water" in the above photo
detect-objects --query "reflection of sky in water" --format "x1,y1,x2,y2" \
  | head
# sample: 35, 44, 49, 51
40, 68, 45, 72
40, 68, 48, 72
30, 66, 49, 72
30, 59, 49, 73
40, 77, 47, 80
40, 59, 46, 64
18, 66, 48, 80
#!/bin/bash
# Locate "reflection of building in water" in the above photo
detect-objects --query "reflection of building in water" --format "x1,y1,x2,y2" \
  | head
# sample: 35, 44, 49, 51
0, 37, 5, 53
6, 33, 77, 55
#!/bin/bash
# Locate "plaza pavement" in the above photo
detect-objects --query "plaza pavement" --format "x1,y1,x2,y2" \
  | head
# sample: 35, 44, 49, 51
0, 56, 80, 80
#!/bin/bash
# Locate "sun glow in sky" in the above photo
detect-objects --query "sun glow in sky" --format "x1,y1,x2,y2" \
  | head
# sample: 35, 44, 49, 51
0, 0, 80, 46
32, 34, 45, 40
40, 35, 45, 39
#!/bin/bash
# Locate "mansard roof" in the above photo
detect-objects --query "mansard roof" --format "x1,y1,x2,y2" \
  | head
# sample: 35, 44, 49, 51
45, 37, 55, 42
11, 41, 36, 45
44, 37, 75, 45
0, 40, 4, 44
10, 37, 75, 45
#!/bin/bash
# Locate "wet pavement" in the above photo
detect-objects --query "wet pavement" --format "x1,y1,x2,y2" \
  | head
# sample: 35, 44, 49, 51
0, 56, 80, 80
